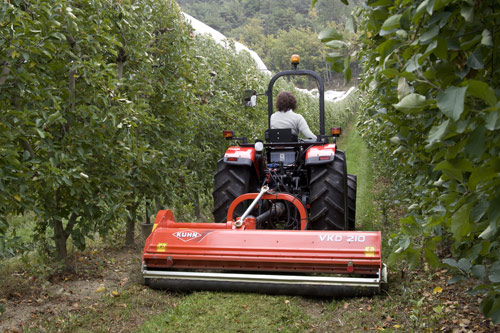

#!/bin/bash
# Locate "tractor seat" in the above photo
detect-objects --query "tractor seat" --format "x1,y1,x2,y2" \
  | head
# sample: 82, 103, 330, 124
265, 128, 298, 143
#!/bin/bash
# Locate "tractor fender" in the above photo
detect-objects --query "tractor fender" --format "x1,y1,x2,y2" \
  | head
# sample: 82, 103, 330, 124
305, 143, 336, 165
223, 146, 256, 167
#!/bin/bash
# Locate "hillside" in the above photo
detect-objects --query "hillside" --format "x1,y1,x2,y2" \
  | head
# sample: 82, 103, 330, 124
178, 0, 361, 87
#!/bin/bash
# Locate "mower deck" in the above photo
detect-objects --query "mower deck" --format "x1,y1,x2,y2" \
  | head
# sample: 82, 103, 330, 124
142, 210, 386, 296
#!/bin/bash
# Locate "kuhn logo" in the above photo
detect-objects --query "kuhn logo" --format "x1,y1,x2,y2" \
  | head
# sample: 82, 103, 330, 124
172, 230, 202, 242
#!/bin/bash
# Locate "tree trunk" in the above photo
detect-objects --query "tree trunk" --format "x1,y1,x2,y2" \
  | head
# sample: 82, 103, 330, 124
144, 201, 150, 224
125, 202, 139, 246
117, 47, 125, 80
53, 219, 69, 266
117, 61, 124, 80
52, 213, 78, 270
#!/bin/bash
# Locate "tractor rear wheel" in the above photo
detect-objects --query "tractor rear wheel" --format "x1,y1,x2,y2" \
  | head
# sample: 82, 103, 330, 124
212, 160, 253, 223
308, 151, 348, 230
347, 174, 357, 230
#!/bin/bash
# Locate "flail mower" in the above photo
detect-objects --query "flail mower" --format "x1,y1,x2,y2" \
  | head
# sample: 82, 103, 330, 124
142, 55, 387, 296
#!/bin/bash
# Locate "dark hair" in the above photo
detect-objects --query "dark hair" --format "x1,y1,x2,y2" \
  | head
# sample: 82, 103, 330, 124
275, 91, 297, 112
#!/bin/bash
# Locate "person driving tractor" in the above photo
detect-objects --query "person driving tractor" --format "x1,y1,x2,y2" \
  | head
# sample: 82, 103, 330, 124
270, 91, 317, 141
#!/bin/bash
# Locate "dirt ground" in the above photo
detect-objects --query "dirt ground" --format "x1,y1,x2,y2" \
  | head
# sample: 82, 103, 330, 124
0, 246, 145, 332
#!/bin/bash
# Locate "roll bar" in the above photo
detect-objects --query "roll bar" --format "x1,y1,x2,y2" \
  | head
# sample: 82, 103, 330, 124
266, 69, 325, 136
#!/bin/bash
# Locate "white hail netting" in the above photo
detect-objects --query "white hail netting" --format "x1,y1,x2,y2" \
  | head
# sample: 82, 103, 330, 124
182, 12, 353, 102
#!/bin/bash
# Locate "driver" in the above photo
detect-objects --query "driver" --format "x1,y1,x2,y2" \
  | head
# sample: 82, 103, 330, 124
270, 91, 317, 141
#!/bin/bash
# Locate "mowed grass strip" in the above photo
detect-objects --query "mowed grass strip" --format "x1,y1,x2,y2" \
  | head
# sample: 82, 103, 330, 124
138, 292, 312, 332
338, 118, 378, 231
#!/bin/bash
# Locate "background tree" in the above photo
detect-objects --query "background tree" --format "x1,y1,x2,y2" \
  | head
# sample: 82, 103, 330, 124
318, 0, 500, 324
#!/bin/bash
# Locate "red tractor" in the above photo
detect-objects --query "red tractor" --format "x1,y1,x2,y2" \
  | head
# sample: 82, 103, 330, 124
142, 55, 385, 296
213, 55, 356, 232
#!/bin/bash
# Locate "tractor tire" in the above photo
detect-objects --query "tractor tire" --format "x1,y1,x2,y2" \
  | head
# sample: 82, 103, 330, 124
212, 160, 252, 223
308, 151, 348, 230
347, 174, 357, 230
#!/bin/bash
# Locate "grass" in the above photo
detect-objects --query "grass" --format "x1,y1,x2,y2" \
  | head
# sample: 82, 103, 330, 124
139, 293, 312, 332
0, 212, 36, 259
338, 118, 379, 231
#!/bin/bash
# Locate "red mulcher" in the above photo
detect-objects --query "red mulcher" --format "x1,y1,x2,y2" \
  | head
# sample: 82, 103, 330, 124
142, 55, 386, 296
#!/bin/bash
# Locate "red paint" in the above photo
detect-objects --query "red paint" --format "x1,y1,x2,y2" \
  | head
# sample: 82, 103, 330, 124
224, 146, 256, 162
227, 192, 308, 230
305, 143, 336, 160
143, 210, 382, 276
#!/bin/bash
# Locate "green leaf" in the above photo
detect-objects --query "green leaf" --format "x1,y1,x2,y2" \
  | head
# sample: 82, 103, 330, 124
434, 37, 448, 59
424, 248, 440, 267
427, 119, 449, 144
466, 80, 496, 106
489, 261, 500, 283
491, 300, 500, 324
481, 296, 500, 324
488, 196, 500, 224
479, 224, 497, 240
36, 128, 46, 139
419, 25, 439, 44
471, 265, 486, 279
457, 258, 472, 272
398, 77, 410, 100
318, 28, 343, 42
324, 40, 348, 49
419, 40, 438, 64
407, 248, 421, 270
433, 0, 452, 11
467, 50, 484, 69
376, 39, 400, 58
47, 111, 62, 125
330, 57, 344, 72
390, 136, 401, 145
451, 203, 472, 240
470, 199, 489, 222
481, 29, 493, 46
460, 5, 474, 22
393, 93, 427, 113
469, 167, 498, 190
443, 258, 458, 268
437, 86, 467, 121
381, 14, 402, 31
465, 125, 486, 159
414, 0, 429, 23
346, 15, 356, 33
405, 54, 423, 72
461, 34, 481, 51
434, 158, 473, 172
484, 111, 499, 131
379, 68, 399, 78
325, 54, 343, 63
